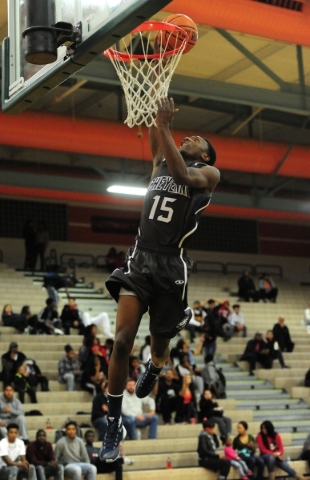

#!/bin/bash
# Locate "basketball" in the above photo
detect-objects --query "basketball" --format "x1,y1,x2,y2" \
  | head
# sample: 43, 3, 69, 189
160, 14, 198, 54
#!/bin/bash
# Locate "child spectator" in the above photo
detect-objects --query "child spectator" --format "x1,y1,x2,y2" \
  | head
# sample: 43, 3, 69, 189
224, 436, 253, 480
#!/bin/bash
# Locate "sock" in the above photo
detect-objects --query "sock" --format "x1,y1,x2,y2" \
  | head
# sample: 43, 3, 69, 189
149, 361, 162, 374
108, 393, 123, 419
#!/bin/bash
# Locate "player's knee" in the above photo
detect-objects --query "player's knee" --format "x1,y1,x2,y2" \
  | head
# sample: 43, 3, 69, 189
113, 334, 133, 357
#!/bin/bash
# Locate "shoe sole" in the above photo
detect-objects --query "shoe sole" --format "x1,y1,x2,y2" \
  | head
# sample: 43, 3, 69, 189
99, 425, 127, 463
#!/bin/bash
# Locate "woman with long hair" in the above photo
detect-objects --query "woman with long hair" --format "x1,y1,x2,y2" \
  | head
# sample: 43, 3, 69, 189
256, 420, 305, 480
233, 421, 264, 480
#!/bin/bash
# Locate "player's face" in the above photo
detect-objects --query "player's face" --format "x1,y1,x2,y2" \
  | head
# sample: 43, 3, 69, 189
179, 136, 209, 161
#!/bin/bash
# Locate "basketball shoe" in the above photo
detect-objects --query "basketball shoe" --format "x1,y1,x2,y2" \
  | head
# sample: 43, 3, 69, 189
135, 359, 161, 398
99, 417, 126, 462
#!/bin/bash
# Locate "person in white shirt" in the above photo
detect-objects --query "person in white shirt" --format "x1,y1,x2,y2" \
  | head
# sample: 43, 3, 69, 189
0, 423, 36, 480
304, 303, 310, 325
121, 379, 158, 440
228, 304, 247, 338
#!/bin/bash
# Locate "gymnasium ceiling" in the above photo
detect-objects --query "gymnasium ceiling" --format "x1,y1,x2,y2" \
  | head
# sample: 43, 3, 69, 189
1, 0, 310, 221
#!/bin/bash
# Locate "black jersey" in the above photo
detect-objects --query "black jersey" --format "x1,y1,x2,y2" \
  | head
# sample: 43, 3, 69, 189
138, 159, 212, 248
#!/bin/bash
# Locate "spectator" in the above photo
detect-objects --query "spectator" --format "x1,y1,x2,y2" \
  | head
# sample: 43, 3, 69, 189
304, 303, 310, 325
224, 436, 253, 479
114, 251, 126, 270
54, 420, 96, 480
91, 381, 108, 441
228, 304, 247, 338
240, 332, 272, 376
58, 345, 81, 392
20, 306, 40, 335
197, 419, 231, 479
84, 429, 132, 480
300, 432, 310, 469
0, 385, 29, 442
155, 369, 180, 425
199, 390, 232, 442
23, 219, 36, 272
90, 338, 109, 377
185, 300, 205, 342
60, 298, 84, 336
256, 420, 305, 480
265, 331, 290, 369
24, 360, 49, 392
139, 336, 151, 363
128, 357, 145, 382
13, 365, 37, 404
201, 355, 226, 399
121, 379, 158, 440
105, 247, 117, 273
304, 368, 310, 387
1, 343, 26, 387
233, 421, 264, 480
0, 423, 36, 480
79, 309, 114, 338
204, 300, 231, 342
238, 271, 258, 302
43, 273, 76, 307
81, 356, 105, 396
175, 374, 197, 424
258, 273, 278, 303
38, 299, 62, 335
26, 429, 63, 480
272, 317, 294, 352
34, 221, 49, 272
1, 305, 28, 334
175, 352, 204, 397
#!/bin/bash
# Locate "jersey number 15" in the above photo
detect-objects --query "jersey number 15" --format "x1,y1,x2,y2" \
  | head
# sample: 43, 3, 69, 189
148, 196, 176, 223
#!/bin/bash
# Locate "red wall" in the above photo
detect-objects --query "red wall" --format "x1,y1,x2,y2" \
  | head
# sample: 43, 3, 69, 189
259, 223, 310, 257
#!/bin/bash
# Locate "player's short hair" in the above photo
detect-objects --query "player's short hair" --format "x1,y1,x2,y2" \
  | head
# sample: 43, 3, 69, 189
203, 138, 217, 166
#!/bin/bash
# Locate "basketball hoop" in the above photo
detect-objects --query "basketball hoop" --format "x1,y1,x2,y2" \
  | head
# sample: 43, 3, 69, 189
103, 21, 189, 128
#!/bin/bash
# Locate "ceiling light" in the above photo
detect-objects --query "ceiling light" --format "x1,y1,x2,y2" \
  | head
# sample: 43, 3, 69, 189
107, 185, 147, 196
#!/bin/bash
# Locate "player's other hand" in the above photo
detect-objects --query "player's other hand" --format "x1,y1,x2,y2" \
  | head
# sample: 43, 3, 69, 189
156, 97, 178, 127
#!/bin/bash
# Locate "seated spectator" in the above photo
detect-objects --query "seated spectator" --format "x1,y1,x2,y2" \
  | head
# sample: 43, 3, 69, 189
58, 345, 81, 392
228, 304, 247, 338
175, 374, 197, 424
43, 273, 76, 307
240, 332, 272, 376
238, 270, 259, 302
1, 305, 28, 333
54, 420, 96, 480
0, 423, 36, 480
24, 360, 49, 392
265, 330, 290, 369
84, 429, 132, 479
185, 300, 205, 342
175, 352, 204, 397
224, 436, 253, 479
155, 369, 180, 425
258, 273, 278, 303
13, 365, 37, 404
128, 357, 145, 382
91, 381, 108, 441
121, 379, 158, 440
90, 338, 109, 377
233, 421, 264, 479
105, 247, 117, 273
81, 356, 105, 396
139, 336, 151, 363
21, 306, 41, 335
60, 298, 84, 336
304, 368, 310, 387
238, 270, 258, 303
199, 390, 232, 442
204, 299, 231, 342
201, 355, 226, 399
272, 316, 294, 352
1, 342, 26, 387
256, 420, 305, 480
26, 429, 63, 480
79, 309, 114, 338
38, 299, 62, 335
0, 385, 29, 442
300, 432, 310, 469
304, 303, 310, 325
197, 418, 231, 479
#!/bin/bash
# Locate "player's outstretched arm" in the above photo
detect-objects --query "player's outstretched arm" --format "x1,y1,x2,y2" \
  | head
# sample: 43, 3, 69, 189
156, 97, 220, 191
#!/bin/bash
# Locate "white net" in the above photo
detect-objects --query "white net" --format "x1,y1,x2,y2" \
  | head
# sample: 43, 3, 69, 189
104, 22, 188, 128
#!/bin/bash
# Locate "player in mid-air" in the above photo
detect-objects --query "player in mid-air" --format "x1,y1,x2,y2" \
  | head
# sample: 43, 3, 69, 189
99, 96, 220, 462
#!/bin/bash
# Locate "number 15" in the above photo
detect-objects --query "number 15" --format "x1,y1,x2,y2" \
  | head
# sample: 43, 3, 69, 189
148, 196, 176, 223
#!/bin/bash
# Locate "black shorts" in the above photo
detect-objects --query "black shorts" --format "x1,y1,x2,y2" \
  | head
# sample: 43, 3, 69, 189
105, 241, 193, 339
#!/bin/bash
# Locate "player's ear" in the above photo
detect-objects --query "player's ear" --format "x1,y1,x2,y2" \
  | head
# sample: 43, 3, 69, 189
201, 152, 209, 162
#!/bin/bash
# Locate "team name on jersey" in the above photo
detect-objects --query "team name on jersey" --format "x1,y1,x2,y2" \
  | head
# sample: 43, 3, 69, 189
147, 176, 190, 198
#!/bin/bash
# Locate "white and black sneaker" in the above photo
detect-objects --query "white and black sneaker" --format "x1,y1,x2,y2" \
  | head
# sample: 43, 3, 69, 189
99, 417, 126, 463
135, 359, 160, 399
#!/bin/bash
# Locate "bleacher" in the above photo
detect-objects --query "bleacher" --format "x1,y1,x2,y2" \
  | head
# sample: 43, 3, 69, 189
0, 261, 310, 479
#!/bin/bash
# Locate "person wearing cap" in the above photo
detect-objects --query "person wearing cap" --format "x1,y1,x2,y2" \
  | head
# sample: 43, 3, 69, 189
197, 419, 231, 480
0, 385, 29, 442
58, 345, 81, 391
1, 343, 26, 387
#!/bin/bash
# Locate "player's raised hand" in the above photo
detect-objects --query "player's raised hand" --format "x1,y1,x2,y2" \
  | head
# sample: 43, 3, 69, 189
156, 97, 178, 127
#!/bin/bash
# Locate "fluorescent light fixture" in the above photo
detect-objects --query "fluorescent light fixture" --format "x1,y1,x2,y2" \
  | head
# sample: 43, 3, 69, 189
107, 185, 147, 196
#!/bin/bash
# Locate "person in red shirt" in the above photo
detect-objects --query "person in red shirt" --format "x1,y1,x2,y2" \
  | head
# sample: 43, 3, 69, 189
26, 429, 63, 480
256, 421, 305, 480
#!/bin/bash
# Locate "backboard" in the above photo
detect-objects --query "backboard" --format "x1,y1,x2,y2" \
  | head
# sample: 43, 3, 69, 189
2, 0, 172, 114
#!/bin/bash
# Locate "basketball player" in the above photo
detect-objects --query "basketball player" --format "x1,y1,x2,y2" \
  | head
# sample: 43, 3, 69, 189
100, 96, 220, 462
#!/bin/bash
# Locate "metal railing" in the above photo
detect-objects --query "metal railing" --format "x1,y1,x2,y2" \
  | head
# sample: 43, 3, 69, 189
225, 262, 255, 275
193, 261, 283, 277
192, 261, 225, 274
60, 252, 95, 269
255, 264, 283, 277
